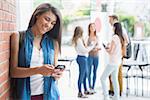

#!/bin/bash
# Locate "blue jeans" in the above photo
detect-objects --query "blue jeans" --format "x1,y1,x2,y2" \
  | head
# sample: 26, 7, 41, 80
101, 64, 120, 100
76, 55, 88, 92
88, 55, 99, 89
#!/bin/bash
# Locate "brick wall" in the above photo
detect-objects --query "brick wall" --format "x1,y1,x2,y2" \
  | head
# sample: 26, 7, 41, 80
0, 0, 16, 99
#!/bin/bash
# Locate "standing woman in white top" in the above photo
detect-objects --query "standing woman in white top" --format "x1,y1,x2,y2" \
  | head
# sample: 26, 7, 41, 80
100, 23, 125, 100
72, 26, 96, 98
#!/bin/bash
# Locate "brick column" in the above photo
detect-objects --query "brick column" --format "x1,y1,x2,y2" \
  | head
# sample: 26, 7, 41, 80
0, 0, 16, 99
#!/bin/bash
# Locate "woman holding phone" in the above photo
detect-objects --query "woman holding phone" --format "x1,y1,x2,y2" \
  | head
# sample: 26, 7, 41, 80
10, 3, 64, 100
101, 23, 125, 100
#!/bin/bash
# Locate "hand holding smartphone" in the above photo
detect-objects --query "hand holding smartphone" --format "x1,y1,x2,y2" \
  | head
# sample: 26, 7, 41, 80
102, 43, 106, 48
51, 65, 65, 79
103, 43, 109, 49
55, 65, 65, 70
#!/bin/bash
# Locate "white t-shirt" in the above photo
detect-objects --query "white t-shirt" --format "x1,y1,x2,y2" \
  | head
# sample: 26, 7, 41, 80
75, 38, 95, 57
109, 35, 122, 65
85, 36, 101, 56
30, 46, 44, 96
85, 36, 101, 49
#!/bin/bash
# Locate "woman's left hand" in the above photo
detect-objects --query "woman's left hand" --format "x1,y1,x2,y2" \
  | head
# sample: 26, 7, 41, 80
51, 69, 64, 80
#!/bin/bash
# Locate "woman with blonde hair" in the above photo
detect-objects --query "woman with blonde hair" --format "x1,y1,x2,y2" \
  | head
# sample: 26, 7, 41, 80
72, 26, 96, 98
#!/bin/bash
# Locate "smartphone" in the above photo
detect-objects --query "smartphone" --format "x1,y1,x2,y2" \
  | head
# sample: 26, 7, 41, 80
55, 65, 65, 70
102, 43, 106, 48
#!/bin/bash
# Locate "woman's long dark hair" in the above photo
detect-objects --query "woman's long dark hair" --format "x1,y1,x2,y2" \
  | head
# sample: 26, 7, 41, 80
88, 23, 97, 36
28, 3, 62, 51
113, 22, 125, 49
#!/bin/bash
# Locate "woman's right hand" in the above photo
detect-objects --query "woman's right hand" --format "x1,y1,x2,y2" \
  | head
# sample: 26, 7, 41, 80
51, 69, 64, 80
104, 43, 110, 49
38, 64, 55, 76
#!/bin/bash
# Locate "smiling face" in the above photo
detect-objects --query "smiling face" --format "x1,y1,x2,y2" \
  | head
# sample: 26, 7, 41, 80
90, 23, 96, 33
35, 10, 57, 35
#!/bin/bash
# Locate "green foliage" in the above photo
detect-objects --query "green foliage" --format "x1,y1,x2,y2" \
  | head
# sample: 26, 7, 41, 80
75, 5, 90, 16
34, 0, 62, 9
62, 16, 72, 27
119, 15, 137, 37
144, 22, 150, 37
75, 9, 90, 16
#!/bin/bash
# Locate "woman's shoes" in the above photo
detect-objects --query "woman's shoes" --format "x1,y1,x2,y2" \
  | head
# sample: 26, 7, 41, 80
78, 89, 96, 98
78, 92, 88, 98
84, 90, 94, 95
90, 88, 96, 94
78, 90, 94, 98
108, 90, 114, 96
120, 91, 122, 96
108, 90, 122, 97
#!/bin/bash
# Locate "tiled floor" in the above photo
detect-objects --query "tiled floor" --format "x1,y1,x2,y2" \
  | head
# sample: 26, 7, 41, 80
57, 46, 150, 100
58, 76, 150, 100
58, 86, 150, 100
57, 63, 150, 100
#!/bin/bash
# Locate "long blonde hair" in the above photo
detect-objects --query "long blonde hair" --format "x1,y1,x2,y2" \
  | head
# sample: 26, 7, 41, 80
72, 26, 83, 46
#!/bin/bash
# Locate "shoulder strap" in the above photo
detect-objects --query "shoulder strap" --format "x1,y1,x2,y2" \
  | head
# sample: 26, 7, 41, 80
127, 34, 131, 43
19, 31, 25, 48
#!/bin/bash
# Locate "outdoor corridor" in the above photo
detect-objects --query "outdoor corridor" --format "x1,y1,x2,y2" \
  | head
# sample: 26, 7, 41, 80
57, 45, 150, 100
58, 65, 150, 100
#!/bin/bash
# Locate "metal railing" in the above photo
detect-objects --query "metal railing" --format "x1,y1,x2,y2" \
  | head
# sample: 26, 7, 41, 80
123, 40, 150, 97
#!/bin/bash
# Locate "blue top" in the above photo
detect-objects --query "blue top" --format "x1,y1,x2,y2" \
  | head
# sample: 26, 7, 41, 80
12, 28, 59, 100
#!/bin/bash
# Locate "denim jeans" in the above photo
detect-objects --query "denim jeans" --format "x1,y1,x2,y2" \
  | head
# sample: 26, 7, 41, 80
101, 64, 120, 100
76, 55, 88, 92
88, 55, 99, 89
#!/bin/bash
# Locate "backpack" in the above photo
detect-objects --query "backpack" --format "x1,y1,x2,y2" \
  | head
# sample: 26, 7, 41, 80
19, 31, 26, 48
123, 34, 132, 59
10, 31, 26, 98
